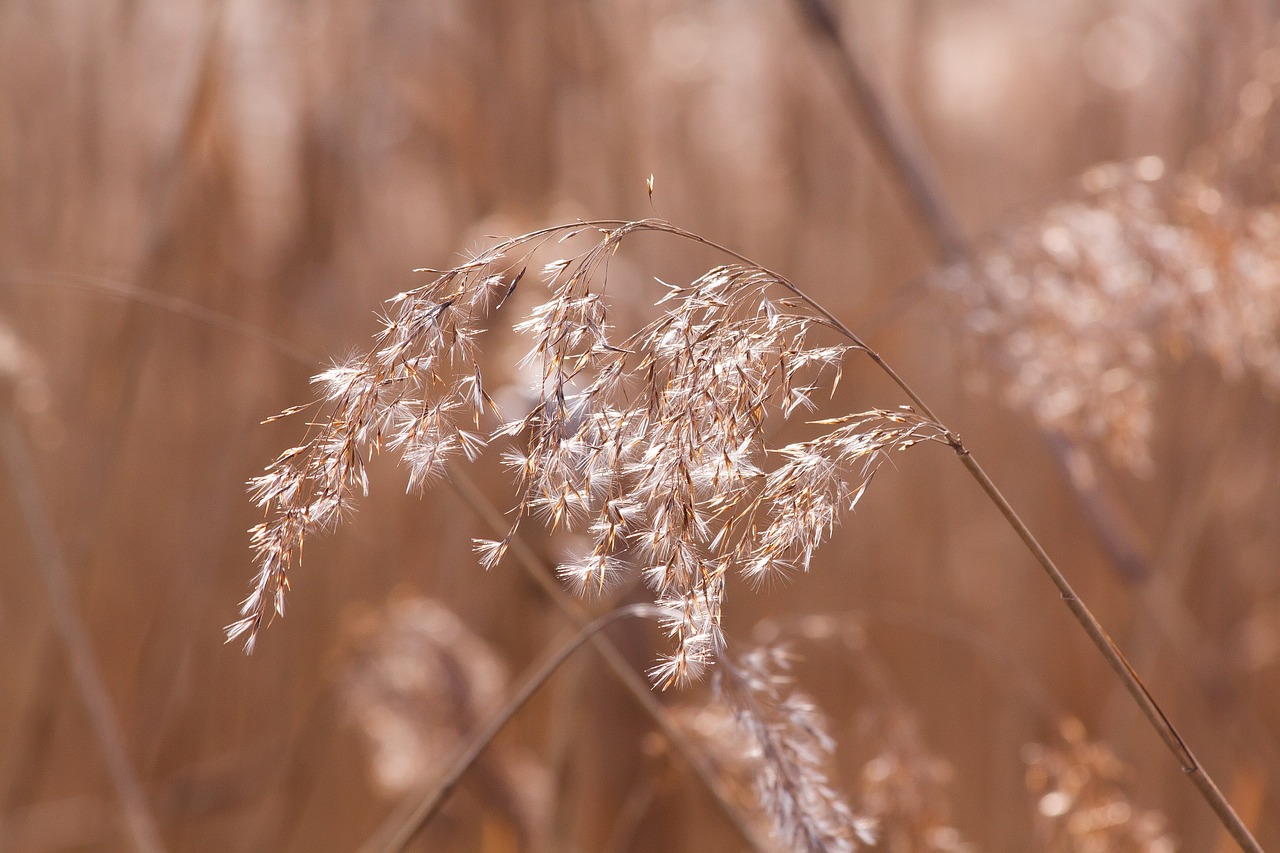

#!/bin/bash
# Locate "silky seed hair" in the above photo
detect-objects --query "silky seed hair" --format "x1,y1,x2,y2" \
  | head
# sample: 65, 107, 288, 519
232, 220, 947, 685
714, 646, 877, 853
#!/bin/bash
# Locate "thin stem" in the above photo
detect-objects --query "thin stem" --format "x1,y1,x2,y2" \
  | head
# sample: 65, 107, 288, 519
358, 604, 662, 853
791, 0, 969, 263
0, 414, 168, 853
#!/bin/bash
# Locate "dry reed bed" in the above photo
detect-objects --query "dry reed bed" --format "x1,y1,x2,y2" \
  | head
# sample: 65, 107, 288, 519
4, 1, 1279, 850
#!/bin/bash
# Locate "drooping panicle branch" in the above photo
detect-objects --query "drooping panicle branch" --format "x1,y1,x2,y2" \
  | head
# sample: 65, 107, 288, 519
234, 221, 944, 691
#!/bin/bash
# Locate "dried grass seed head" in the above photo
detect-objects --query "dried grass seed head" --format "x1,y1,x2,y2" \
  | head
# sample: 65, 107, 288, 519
234, 221, 946, 686
714, 646, 876, 853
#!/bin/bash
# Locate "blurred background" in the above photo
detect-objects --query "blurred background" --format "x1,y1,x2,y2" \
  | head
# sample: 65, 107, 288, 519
1, 0, 1278, 850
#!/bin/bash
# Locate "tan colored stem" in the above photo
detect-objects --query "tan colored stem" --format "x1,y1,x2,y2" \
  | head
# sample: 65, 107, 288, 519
794, 294, 1263, 853
360, 604, 661, 853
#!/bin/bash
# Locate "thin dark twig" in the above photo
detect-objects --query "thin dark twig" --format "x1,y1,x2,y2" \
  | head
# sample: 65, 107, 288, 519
0, 414, 168, 853
358, 604, 662, 853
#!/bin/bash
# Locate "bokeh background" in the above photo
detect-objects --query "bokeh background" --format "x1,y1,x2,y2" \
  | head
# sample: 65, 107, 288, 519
2, 0, 1278, 850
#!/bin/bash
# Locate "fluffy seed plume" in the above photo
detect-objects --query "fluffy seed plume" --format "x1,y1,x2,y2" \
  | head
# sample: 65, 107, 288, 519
233, 220, 945, 680
715, 646, 877, 853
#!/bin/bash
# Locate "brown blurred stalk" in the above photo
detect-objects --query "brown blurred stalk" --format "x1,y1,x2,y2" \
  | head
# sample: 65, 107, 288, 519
0, 413, 167, 853
360, 604, 662, 853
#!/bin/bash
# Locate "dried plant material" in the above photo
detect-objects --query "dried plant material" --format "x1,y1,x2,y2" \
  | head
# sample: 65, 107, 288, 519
233, 220, 946, 684
697, 646, 875, 853
939, 44, 1280, 475
1023, 718, 1177, 853
338, 597, 549, 841
1240, 595, 1280, 672
939, 160, 1280, 473
856, 710, 976, 853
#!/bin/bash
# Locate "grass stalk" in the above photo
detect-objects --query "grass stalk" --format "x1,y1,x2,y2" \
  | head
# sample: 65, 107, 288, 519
771, 250, 1264, 853
0, 414, 168, 853
358, 603, 662, 853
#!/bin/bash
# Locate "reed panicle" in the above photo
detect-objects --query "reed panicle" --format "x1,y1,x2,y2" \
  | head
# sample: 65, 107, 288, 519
232, 220, 946, 687
666, 646, 876, 853
339, 596, 550, 846
714, 646, 876, 853
940, 45, 1280, 476
856, 709, 975, 853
